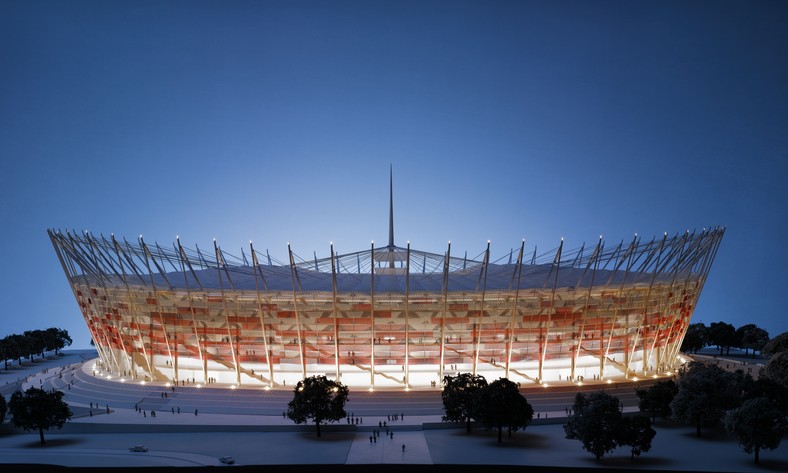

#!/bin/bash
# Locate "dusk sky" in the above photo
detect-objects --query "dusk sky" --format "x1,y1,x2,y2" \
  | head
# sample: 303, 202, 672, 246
1, 0, 786, 349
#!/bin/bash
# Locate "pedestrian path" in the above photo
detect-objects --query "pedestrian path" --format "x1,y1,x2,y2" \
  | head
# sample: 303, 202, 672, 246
4, 349, 784, 471
345, 430, 432, 464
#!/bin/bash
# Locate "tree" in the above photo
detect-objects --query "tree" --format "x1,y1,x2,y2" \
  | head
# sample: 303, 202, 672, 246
708, 321, 736, 355
723, 397, 787, 465
0, 336, 16, 370
441, 372, 488, 433
8, 387, 72, 445
475, 378, 534, 443
636, 379, 677, 424
762, 331, 788, 357
760, 351, 788, 389
617, 414, 656, 461
286, 375, 348, 437
0, 392, 6, 423
7, 334, 28, 365
735, 370, 788, 418
680, 323, 708, 354
24, 330, 47, 361
564, 391, 622, 460
44, 328, 72, 355
735, 324, 768, 358
670, 361, 741, 437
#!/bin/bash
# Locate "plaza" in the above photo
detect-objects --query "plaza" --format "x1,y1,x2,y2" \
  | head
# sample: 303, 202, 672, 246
1, 349, 784, 472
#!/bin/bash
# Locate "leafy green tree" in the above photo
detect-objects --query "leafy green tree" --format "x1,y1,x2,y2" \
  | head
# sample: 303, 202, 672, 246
735, 324, 768, 357
564, 391, 622, 460
441, 372, 488, 433
9, 387, 72, 445
760, 351, 788, 389
723, 397, 787, 465
475, 378, 533, 443
636, 379, 677, 424
617, 414, 656, 461
680, 323, 708, 354
286, 375, 348, 437
709, 321, 736, 355
670, 361, 741, 437
762, 331, 788, 357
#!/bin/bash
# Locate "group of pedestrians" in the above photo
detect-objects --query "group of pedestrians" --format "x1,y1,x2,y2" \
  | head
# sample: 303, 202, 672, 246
385, 413, 404, 421
368, 429, 395, 442
347, 413, 363, 424
88, 402, 111, 416
368, 427, 406, 453
134, 403, 198, 418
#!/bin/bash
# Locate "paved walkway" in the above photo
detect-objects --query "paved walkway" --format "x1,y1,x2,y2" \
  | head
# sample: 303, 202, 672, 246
1, 349, 785, 472
346, 430, 432, 464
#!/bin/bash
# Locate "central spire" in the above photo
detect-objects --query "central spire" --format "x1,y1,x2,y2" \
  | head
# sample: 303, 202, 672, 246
388, 164, 394, 248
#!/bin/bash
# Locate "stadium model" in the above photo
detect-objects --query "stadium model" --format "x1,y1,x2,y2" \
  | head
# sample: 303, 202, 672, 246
49, 173, 724, 388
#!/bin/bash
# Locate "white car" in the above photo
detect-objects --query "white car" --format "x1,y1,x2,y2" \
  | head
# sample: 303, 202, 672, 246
129, 445, 148, 452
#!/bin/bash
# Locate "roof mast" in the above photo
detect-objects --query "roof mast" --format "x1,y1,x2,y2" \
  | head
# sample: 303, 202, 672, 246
388, 164, 394, 249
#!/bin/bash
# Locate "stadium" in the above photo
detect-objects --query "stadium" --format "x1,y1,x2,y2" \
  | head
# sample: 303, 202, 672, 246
49, 180, 724, 389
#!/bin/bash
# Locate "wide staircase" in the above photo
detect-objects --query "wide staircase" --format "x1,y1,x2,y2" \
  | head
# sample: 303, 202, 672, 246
38, 358, 447, 418
37, 356, 651, 421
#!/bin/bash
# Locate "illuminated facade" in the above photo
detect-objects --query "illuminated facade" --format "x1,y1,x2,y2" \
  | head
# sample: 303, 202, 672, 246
49, 178, 724, 388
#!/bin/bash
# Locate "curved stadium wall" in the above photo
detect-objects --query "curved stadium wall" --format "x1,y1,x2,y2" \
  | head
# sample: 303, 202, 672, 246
49, 228, 724, 388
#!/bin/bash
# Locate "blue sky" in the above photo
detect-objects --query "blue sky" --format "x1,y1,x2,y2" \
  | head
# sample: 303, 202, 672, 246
1, 0, 786, 349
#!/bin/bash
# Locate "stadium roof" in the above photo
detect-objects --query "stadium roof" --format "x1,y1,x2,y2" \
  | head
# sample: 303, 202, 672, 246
50, 168, 724, 293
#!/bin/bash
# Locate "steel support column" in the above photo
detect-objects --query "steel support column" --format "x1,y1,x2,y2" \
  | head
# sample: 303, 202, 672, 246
473, 241, 490, 376
505, 239, 525, 380
439, 242, 451, 383
370, 242, 376, 388
287, 244, 307, 380
330, 243, 340, 382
